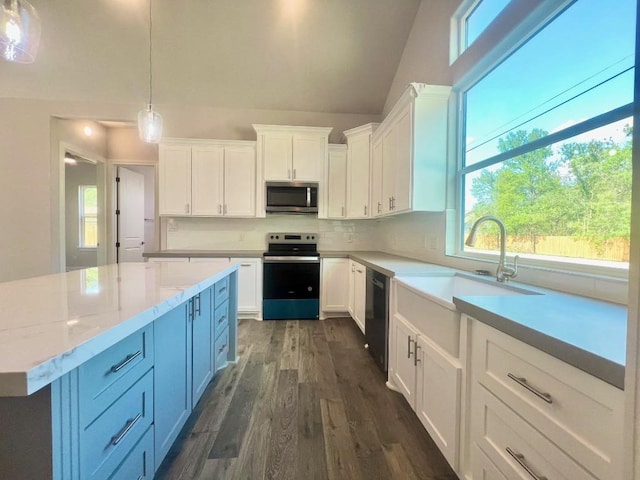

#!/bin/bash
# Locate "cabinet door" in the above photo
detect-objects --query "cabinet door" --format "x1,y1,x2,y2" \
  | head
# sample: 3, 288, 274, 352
353, 263, 366, 333
389, 314, 419, 408
263, 133, 292, 181
159, 145, 191, 215
346, 134, 371, 218
370, 137, 384, 217
154, 303, 192, 470
191, 145, 224, 216
292, 134, 324, 181
231, 258, 262, 313
321, 258, 349, 311
392, 103, 413, 213
327, 148, 347, 218
348, 260, 356, 317
192, 288, 213, 407
381, 126, 397, 215
415, 335, 461, 470
224, 146, 256, 217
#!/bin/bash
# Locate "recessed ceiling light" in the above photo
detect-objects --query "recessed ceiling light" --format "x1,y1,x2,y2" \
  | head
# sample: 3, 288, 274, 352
83, 126, 93, 137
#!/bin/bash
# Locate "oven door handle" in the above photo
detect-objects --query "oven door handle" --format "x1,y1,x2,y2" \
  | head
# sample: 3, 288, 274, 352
264, 256, 320, 263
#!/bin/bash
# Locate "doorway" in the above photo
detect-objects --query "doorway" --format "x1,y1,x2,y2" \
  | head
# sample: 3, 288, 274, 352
64, 151, 107, 271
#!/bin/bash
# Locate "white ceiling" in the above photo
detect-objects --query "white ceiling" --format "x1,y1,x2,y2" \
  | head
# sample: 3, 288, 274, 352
0, 0, 422, 115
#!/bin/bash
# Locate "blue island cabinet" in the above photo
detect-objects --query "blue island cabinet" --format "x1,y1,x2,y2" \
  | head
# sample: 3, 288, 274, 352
0, 269, 238, 480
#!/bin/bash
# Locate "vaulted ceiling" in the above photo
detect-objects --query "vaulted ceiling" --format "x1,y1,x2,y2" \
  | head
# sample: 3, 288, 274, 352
0, 0, 422, 115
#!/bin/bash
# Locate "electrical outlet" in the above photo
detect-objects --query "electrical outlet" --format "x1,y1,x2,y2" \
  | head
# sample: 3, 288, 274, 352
167, 218, 177, 232
346, 233, 354, 243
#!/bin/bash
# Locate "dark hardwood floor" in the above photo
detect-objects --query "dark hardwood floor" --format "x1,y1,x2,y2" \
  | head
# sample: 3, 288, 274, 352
155, 317, 459, 480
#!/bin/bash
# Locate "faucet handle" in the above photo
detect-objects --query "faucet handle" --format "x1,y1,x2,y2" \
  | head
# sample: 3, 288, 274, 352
503, 255, 519, 280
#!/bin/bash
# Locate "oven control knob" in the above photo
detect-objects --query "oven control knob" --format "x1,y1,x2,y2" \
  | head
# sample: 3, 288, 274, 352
307, 286, 313, 292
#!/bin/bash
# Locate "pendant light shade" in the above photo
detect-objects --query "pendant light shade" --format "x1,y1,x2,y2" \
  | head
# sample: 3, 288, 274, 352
138, 104, 163, 143
0, 0, 41, 63
138, 0, 162, 143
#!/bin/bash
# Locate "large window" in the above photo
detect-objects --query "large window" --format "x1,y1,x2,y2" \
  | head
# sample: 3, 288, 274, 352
79, 185, 97, 248
457, 0, 636, 270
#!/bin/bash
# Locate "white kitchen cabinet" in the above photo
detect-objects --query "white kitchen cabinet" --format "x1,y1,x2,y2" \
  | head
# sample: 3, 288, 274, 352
159, 140, 256, 217
326, 145, 347, 219
389, 279, 462, 472
321, 258, 350, 314
347, 260, 366, 333
344, 123, 378, 219
469, 318, 624, 480
254, 124, 332, 182
371, 83, 451, 217
230, 257, 262, 317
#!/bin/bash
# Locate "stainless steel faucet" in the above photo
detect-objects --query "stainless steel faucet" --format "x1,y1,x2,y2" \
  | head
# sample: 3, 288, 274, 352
465, 215, 519, 283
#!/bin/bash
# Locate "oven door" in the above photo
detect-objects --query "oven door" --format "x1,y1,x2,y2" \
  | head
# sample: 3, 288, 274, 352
263, 257, 320, 320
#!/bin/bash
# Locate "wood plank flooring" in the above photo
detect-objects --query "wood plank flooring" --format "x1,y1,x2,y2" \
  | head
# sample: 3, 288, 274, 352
155, 318, 458, 480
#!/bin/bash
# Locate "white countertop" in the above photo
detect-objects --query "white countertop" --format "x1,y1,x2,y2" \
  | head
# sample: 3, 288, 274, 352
0, 262, 237, 397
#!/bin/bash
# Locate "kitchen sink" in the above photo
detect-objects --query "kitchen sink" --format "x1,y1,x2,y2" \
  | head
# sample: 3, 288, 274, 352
396, 273, 539, 310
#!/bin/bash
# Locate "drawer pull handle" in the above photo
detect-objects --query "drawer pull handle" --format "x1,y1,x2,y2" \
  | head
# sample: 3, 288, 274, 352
110, 350, 142, 373
195, 293, 201, 316
506, 447, 548, 480
218, 343, 227, 354
507, 373, 553, 404
219, 286, 227, 294
240, 263, 252, 267
111, 412, 142, 446
414, 344, 420, 366
218, 315, 227, 324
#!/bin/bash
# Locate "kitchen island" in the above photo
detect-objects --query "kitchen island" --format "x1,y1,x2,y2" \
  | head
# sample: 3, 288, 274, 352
0, 261, 238, 479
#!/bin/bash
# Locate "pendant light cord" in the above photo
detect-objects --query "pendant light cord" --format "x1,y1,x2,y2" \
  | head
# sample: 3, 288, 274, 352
148, 0, 153, 107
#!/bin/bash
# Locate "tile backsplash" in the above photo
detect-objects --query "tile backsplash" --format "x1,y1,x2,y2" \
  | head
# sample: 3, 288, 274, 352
163, 215, 378, 252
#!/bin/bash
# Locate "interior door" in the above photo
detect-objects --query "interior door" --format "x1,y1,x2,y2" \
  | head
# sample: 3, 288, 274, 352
118, 166, 145, 262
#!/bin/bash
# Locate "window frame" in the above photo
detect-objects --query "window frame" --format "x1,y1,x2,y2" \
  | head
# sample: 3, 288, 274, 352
448, 0, 633, 279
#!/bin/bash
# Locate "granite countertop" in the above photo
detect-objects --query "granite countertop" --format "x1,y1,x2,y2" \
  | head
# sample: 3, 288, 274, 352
0, 262, 237, 397
453, 293, 626, 389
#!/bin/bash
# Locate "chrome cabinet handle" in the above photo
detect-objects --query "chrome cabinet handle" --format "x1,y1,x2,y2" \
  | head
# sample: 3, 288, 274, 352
414, 344, 420, 366
507, 373, 553, 404
218, 343, 227, 354
218, 314, 227, 325
407, 336, 414, 358
111, 412, 142, 446
293, 168, 297, 179
341, 206, 345, 217
240, 263, 251, 267
185, 203, 190, 214
195, 293, 201, 316
364, 205, 367, 215
219, 286, 227, 294
218, 204, 222, 214
506, 447, 547, 480
110, 350, 142, 373
377, 201, 381, 213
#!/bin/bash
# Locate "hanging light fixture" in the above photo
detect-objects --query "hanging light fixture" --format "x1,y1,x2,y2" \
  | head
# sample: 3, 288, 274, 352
0, 0, 41, 63
138, 0, 163, 143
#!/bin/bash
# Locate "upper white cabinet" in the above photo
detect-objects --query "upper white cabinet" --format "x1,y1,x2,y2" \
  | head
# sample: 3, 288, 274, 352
371, 83, 451, 217
253, 124, 332, 182
326, 144, 347, 219
344, 123, 379, 219
159, 140, 256, 217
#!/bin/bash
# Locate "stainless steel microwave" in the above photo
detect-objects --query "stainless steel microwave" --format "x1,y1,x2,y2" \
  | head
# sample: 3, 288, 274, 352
266, 182, 318, 214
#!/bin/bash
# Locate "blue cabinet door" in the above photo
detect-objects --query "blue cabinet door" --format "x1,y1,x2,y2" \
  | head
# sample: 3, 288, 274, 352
192, 287, 214, 407
153, 302, 192, 471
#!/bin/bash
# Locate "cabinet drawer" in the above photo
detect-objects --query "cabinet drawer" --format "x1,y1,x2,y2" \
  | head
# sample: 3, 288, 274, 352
472, 385, 595, 480
81, 369, 154, 480
214, 276, 230, 306
214, 326, 230, 371
471, 443, 508, 480
108, 425, 154, 480
471, 320, 623, 480
79, 325, 154, 426
214, 300, 229, 339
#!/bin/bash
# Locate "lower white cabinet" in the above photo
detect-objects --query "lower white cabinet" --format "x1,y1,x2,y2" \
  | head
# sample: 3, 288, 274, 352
321, 258, 350, 313
389, 286, 462, 472
231, 257, 262, 317
348, 260, 366, 333
468, 318, 624, 480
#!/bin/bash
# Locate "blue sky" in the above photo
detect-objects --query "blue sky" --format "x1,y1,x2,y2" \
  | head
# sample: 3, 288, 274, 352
464, 0, 636, 166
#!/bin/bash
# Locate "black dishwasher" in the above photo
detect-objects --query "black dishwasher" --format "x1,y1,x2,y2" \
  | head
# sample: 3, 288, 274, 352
365, 268, 389, 372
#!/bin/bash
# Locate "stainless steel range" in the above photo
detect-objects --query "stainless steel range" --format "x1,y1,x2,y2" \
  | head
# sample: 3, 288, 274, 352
262, 232, 320, 320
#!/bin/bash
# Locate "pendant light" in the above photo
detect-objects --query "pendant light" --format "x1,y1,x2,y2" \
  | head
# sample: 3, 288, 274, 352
0, 0, 41, 63
138, 0, 163, 143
